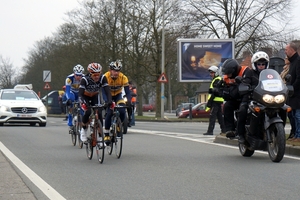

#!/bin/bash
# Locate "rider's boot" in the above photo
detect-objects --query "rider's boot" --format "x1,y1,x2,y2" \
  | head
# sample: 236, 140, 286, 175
103, 129, 111, 145
238, 133, 245, 144
80, 127, 88, 142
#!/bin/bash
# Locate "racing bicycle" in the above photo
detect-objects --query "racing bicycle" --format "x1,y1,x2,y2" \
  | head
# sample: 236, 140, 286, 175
85, 104, 106, 164
106, 102, 126, 159
69, 101, 83, 148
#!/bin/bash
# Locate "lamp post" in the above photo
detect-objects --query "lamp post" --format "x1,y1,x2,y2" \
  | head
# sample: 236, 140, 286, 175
161, 0, 165, 119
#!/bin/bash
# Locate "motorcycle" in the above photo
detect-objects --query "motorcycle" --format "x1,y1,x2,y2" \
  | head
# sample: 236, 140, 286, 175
236, 68, 293, 162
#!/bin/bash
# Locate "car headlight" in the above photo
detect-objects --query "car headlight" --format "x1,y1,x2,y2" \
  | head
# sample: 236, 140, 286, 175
0, 105, 10, 112
262, 94, 285, 104
38, 106, 47, 112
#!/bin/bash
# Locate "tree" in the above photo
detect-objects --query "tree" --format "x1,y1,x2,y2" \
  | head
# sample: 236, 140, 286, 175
187, 0, 294, 56
0, 55, 17, 88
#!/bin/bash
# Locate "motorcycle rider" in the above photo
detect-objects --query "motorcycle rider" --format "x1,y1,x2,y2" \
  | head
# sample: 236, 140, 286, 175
221, 59, 250, 139
235, 51, 269, 143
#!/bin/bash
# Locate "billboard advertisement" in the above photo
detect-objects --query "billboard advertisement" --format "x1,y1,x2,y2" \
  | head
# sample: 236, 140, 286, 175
177, 39, 235, 82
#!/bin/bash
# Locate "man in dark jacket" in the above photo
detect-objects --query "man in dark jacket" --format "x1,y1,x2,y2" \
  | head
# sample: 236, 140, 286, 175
285, 42, 300, 141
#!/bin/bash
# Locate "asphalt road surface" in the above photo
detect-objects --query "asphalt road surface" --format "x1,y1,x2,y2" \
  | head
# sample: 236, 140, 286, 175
1, 118, 300, 200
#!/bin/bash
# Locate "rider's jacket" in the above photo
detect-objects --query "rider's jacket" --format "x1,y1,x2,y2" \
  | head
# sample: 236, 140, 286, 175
104, 71, 129, 97
65, 73, 83, 99
79, 74, 108, 97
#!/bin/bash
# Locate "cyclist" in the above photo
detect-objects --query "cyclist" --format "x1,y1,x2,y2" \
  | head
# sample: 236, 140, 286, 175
65, 64, 85, 129
78, 63, 112, 142
102, 60, 131, 144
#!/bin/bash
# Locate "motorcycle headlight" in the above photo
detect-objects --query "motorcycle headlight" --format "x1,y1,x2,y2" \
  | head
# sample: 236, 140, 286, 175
262, 94, 285, 104
274, 95, 285, 104
262, 94, 274, 104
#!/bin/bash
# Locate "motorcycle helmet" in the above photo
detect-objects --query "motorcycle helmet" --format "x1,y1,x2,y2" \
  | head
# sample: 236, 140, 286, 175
87, 63, 102, 73
221, 59, 240, 77
73, 64, 84, 75
251, 51, 269, 71
109, 60, 122, 71
208, 65, 219, 76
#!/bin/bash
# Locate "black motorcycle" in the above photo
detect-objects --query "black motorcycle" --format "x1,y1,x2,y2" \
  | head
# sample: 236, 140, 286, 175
237, 69, 293, 162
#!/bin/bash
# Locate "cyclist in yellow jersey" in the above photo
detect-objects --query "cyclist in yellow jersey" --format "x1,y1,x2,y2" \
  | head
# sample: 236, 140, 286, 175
102, 60, 131, 144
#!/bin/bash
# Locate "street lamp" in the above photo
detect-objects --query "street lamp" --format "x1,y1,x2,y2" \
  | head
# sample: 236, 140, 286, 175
161, 0, 165, 119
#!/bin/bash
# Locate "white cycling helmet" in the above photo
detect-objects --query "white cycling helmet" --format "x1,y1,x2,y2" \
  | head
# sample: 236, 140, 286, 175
251, 51, 269, 71
208, 65, 219, 76
109, 60, 122, 71
73, 64, 84, 75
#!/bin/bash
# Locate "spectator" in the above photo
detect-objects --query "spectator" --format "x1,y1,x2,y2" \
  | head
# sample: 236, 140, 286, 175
129, 81, 137, 126
203, 66, 225, 135
280, 57, 296, 139
285, 42, 300, 142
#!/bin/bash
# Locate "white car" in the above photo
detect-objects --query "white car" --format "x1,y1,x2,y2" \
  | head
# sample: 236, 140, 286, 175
0, 89, 47, 126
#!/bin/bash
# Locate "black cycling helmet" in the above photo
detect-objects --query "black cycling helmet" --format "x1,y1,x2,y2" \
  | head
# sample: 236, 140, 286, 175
221, 59, 241, 77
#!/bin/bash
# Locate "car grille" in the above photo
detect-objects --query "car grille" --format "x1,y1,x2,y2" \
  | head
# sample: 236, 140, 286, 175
11, 107, 37, 114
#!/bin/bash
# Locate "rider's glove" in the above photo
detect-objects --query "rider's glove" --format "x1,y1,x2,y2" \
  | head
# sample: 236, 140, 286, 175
126, 101, 132, 107
81, 103, 88, 111
104, 101, 112, 108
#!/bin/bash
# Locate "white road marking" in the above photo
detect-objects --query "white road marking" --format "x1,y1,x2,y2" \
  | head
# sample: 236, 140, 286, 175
129, 129, 300, 160
0, 142, 66, 200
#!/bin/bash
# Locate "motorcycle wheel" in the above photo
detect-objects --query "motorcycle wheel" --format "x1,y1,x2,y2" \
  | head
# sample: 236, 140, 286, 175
268, 123, 285, 163
238, 143, 255, 157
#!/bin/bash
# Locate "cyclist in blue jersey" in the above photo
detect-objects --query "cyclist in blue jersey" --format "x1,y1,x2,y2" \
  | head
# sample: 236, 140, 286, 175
65, 64, 85, 130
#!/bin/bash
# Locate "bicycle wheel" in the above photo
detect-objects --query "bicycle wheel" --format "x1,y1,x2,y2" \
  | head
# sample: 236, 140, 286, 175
76, 114, 83, 149
86, 138, 93, 160
107, 132, 113, 155
114, 117, 123, 158
71, 126, 77, 146
95, 120, 105, 164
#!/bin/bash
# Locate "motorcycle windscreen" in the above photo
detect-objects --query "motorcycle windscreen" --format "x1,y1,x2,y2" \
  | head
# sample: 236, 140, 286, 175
259, 69, 284, 92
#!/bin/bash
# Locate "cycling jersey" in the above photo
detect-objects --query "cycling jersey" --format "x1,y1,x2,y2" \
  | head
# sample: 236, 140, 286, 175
65, 73, 84, 100
104, 71, 129, 96
79, 74, 108, 97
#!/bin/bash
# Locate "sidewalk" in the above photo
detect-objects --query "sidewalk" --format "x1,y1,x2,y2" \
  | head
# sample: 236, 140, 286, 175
0, 151, 36, 200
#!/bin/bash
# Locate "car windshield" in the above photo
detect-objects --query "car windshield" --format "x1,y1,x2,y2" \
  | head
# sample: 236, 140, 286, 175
1, 91, 38, 100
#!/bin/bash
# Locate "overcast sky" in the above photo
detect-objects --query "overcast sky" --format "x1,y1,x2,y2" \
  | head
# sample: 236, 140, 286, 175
0, 0, 80, 68
1, 1, 300, 69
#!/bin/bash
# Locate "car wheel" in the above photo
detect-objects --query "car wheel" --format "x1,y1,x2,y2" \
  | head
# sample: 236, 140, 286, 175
30, 122, 36, 126
39, 122, 47, 127
0, 123, 3, 126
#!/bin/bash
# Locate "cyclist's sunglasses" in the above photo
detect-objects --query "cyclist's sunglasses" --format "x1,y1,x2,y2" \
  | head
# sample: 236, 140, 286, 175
91, 72, 101, 77
75, 73, 83, 76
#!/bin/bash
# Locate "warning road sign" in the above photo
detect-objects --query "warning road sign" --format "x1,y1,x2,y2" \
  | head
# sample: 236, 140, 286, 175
158, 73, 168, 83
44, 82, 51, 90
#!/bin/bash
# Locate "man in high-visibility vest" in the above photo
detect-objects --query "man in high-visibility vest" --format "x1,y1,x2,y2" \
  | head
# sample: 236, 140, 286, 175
203, 66, 226, 135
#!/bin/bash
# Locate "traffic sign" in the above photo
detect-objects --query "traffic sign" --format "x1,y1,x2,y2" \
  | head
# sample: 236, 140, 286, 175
43, 70, 51, 82
44, 82, 51, 90
158, 73, 168, 83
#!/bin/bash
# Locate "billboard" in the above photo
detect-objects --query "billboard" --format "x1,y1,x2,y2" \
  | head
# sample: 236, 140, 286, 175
177, 39, 235, 82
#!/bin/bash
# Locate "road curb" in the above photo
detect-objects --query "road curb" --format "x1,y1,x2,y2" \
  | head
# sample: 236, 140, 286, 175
214, 135, 300, 157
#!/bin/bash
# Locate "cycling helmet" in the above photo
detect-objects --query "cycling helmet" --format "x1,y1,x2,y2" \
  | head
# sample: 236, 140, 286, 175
109, 60, 122, 71
87, 63, 102, 73
73, 64, 84, 75
208, 65, 219, 76
221, 59, 240, 77
251, 51, 269, 71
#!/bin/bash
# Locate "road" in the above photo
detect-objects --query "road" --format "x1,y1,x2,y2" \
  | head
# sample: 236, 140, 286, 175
1, 118, 300, 199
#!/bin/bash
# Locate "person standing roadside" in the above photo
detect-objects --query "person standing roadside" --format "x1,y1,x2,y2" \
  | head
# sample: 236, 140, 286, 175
280, 56, 296, 139
285, 42, 300, 142
129, 81, 137, 126
203, 66, 226, 135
